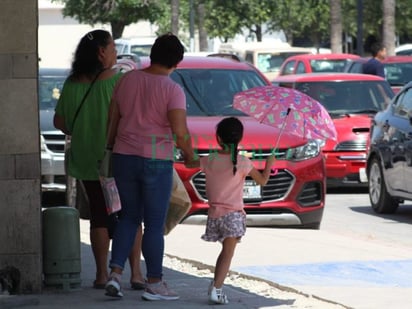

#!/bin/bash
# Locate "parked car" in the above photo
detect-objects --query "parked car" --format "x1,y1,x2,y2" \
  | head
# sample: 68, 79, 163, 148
137, 55, 326, 229
367, 81, 412, 214
395, 44, 412, 56
115, 37, 189, 57
344, 56, 412, 94
278, 53, 360, 77
39, 68, 69, 192
272, 73, 394, 187
218, 41, 313, 81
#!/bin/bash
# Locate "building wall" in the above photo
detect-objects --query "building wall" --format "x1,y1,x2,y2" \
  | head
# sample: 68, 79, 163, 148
0, 0, 42, 293
38, 0, 158, 68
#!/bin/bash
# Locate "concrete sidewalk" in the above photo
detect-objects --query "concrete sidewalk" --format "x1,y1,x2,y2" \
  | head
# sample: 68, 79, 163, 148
1, 219, 348, 309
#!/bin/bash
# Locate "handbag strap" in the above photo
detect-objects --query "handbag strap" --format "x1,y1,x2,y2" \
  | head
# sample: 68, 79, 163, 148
71, 69, 104, 131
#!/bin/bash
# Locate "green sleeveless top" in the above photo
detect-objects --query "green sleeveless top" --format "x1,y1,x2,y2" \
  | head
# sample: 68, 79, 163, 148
55, 72, 122, 180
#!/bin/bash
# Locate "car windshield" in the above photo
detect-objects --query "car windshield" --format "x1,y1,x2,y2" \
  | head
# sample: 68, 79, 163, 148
384, 62, 412, 86
39, 73, 66, 110
130, 44, 153, 57
310, 59, 350, 72
294, 81, 394, 117
170, 68, 267, 116
257, 52, 308, 74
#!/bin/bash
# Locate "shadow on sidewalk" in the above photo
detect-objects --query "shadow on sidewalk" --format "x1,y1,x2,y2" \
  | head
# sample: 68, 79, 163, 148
30, 242, 296, 308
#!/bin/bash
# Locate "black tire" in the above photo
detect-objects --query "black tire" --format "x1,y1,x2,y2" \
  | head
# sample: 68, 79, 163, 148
368, 157, 399, 214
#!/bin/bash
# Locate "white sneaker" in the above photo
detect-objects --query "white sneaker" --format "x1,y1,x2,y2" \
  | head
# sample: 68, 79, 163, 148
105, 275, 123, 298
142, 281, 179, 301
209, 286, 229, 305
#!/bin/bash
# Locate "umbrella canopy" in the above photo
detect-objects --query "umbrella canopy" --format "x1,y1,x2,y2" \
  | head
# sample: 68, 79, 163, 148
233, 85, 337, 141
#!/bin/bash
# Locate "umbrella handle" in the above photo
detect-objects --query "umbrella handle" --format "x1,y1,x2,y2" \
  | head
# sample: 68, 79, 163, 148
273, 108, 291, 155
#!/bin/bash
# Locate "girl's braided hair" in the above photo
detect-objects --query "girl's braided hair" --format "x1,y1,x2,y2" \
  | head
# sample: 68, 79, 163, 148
216, 117, 244, 175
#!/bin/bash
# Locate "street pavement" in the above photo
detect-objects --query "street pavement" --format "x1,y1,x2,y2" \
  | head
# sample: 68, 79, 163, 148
2, 213, 411, 309
1, 219, 347, 309
168, 220, 412, 309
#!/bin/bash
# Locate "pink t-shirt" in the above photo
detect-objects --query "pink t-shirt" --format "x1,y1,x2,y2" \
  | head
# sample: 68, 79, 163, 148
200, 153, 254, 218
112, 70, 186, 160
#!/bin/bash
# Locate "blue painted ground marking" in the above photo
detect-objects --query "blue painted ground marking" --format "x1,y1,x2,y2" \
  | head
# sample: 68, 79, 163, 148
234, 260, 412, 287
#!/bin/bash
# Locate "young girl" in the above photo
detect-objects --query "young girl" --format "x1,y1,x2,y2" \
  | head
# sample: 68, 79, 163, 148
186, 117, 275, 304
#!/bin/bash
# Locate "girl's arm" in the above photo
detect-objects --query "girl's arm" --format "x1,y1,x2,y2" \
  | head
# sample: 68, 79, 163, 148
248, 155, 275, 186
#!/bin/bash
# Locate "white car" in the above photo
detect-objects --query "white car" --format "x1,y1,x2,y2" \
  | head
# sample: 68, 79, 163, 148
395, 44, 412, 56
115, 37, 189, 57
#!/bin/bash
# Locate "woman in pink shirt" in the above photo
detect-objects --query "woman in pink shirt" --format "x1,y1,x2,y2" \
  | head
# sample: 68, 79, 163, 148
188, 117, 275, 304
104, 33, 195, 301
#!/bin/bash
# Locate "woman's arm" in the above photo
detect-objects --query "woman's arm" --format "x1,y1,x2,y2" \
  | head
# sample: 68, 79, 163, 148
106, 98, 120, 149
53, 113, 71, 135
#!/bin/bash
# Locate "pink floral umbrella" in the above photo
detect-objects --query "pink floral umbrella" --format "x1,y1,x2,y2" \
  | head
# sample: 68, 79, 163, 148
233, 85, 337, 141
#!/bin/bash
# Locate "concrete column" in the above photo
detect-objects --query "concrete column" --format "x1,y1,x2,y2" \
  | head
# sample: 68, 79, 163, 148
0, 0, 42, 293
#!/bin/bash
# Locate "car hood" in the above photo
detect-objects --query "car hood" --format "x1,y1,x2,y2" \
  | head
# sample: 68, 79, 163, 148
324, 114, 372, 148
188, 116, 308, 150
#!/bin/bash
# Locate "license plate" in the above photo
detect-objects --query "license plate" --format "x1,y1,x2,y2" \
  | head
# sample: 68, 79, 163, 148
243, 181, 261, 199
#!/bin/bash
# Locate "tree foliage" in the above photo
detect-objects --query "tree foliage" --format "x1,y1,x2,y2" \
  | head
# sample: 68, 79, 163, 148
52, 0, 164, 39
53, 0, 412, 51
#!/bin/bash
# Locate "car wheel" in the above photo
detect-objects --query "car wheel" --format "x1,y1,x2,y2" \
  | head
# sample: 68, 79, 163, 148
368, 157, 399, 214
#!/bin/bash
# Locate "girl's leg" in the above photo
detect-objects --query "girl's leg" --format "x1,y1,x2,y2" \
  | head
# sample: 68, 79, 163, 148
213, 237, 239, 288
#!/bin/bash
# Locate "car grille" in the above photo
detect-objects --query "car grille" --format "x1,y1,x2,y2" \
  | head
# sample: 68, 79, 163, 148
297, 181, 323, 207
334, 140, 367, 151
42, 132, 66, 153
197, 148, 289, 160
191, 169, 294, 203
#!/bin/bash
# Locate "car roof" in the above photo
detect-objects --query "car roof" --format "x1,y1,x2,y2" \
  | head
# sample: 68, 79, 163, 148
382, 55, 412, 63
273, 72, 385, 82
285, 53, 360, 61
115, 37, 156, 44
139, 55, 262, 71
39, 67, 70, 76
395, 44, 412, 52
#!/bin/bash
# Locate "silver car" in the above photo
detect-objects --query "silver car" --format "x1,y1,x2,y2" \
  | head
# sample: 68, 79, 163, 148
39, 68, 69, 192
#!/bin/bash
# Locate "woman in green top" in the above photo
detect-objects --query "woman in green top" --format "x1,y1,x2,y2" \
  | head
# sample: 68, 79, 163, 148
53, 29, 144, 289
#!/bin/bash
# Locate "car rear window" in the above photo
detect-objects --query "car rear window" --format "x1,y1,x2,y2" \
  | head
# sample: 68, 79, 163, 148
384, 62, 412, 86
310, 59, 351, 73
171, 68, 267, 116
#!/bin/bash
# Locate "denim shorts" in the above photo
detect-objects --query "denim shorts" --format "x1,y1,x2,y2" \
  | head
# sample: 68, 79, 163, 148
201, 211, 246, 243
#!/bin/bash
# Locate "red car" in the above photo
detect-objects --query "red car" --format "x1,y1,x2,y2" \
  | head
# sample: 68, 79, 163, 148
272, 73, 394, 188
344, 55, 412, 94
139, 56, 327, 229
278, 53, 360, 77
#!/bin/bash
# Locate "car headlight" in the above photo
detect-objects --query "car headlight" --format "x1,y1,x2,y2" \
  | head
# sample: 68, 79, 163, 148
40, 135, 47, 152
286, 139, 320, 161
